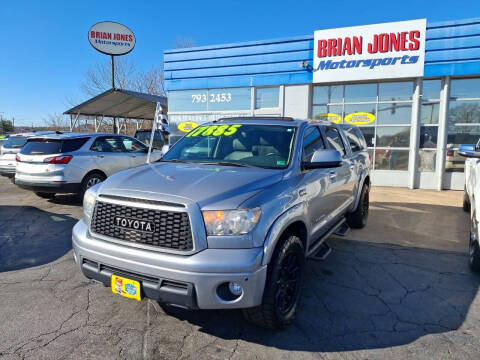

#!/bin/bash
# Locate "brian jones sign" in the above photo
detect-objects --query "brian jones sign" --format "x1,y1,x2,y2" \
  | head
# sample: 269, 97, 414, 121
313, 19, 426, 83
88, 21, 136, 56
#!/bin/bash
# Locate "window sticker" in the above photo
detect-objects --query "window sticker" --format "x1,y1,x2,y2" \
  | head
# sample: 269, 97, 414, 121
313, 113, 342, 124
186, 125, 242, 137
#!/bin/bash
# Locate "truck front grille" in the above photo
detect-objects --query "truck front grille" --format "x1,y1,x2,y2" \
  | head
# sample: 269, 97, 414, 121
91, 201, 193, 251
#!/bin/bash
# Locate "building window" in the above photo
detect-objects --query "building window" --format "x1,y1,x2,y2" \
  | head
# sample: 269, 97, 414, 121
255, 87, 279, 109
169, 87, 251, 112
418, 79, 441, 173
312, 81, 413, 171
446, 78, 480, 173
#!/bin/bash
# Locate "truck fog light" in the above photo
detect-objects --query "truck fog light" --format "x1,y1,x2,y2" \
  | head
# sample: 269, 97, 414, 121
228, 281, 243, 296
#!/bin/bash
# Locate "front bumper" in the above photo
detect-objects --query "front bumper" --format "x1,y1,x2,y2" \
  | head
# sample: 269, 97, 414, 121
15, 179, 80, 193
72, 220, 267, 309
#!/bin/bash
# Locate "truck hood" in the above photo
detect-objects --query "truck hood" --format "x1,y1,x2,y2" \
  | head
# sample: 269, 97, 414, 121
99, 162, 284, 209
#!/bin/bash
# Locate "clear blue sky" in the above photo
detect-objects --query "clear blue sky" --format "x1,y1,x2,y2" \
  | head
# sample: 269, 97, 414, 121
1, 0, 478, 127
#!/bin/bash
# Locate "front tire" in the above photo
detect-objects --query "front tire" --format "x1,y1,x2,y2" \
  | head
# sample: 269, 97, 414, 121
469, 211, 480, 272
243, 234, 305, 329
34, 192, 55, 199
78, 172, 105, 200
346, 183, 369, 229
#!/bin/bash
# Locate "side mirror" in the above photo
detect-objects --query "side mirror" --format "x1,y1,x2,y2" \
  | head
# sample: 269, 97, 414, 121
161, 144, 170, 156
459, 144, 480, 158
302, 149, 342, 170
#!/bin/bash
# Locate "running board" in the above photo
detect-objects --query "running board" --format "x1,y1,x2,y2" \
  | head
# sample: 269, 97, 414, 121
333, 221, 350, 237
307, 217, 346, 259
309, 241, 332, 261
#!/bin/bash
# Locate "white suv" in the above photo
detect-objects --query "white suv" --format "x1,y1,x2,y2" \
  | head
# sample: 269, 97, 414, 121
15, 132, 162, 199
0, 133, 38, 179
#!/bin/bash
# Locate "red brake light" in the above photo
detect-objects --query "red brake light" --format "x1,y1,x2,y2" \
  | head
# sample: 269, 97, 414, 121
15, 154, 21, 162
447, 150, 454, 157
43, 155, 72, 164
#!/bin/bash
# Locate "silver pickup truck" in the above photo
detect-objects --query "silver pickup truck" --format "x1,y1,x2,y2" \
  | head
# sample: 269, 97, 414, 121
73, 117, 370, 329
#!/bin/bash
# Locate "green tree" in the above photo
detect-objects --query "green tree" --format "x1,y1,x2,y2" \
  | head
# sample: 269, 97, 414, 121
0, 119, 14, 133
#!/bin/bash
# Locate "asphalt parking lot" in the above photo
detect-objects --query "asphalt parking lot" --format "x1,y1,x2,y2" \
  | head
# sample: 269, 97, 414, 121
1, 177, 480, 360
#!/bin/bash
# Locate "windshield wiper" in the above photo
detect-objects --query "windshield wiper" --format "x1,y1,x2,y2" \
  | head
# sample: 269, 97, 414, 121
158, 159, 189, 163
199, 161, 256, 168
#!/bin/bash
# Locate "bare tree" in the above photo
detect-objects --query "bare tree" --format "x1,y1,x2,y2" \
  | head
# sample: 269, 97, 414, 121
81, 57, 140, 97
43, 113, 71, 131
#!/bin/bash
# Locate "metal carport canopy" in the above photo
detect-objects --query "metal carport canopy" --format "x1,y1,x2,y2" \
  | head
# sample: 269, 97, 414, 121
64, 88, 167, 120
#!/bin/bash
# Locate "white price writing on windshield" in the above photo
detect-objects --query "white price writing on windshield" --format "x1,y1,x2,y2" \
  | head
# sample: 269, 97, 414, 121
192, 92, 232, 103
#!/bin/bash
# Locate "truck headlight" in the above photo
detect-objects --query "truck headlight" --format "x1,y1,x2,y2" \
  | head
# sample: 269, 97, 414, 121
83, 186, 99, 226
202, 207, 261, 236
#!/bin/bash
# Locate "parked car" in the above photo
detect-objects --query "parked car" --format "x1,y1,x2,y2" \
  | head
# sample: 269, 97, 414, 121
134, 129, 167, 149
73, 117, 370, 329
0, 132, 39, 179
15, 132, 162, 199
460, 142, 480, 271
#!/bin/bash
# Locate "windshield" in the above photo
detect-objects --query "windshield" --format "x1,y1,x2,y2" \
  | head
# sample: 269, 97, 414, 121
162, 124, 296, 169
3, 136, 28, 149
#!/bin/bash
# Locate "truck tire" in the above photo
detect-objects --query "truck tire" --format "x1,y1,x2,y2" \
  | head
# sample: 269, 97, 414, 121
243, 234, 305, 329
346, 184, 369, 229
463, 187, 471, 212
34, 192, 55, 199
79, 172, 105, 200
470, 211, 480, 272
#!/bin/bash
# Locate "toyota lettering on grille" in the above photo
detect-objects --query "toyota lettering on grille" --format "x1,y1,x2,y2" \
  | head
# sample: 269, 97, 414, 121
114, 216, 155, 233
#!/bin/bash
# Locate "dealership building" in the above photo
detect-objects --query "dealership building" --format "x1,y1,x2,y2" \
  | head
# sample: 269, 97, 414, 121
163, 17, 480, 190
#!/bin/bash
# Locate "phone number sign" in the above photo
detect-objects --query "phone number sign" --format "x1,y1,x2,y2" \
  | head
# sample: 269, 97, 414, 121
169, 87, 251, 112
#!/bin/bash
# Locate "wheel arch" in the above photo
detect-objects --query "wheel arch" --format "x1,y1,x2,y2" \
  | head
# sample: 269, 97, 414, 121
82, 169, 107, 183
262, 202, 309, 266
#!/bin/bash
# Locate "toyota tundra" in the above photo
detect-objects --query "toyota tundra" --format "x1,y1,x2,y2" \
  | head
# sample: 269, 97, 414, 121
72, 117, 370, 329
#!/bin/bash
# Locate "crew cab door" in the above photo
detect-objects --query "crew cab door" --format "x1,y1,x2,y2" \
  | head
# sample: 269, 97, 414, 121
323, 126, 356, 216
299, 126, 333, 241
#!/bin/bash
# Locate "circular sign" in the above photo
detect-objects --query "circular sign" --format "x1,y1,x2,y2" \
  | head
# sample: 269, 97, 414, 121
88, 21, 136, 56
178, 121, 199, 133
344, 112, 376, 125
313, 113, 342, 124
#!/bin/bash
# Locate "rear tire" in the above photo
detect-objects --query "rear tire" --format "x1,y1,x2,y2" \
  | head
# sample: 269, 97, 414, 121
78, 172, 105, 200
463, 187, 471, 212
243, 234, 305, 329
469, 211, 480, 272
34, 192, 55, 199
346, 183, 369, 229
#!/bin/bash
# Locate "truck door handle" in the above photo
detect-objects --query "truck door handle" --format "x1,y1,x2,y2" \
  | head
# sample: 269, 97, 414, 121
96, 155, 104, 159
329, 171, 337, 180
299, 189, 307, 197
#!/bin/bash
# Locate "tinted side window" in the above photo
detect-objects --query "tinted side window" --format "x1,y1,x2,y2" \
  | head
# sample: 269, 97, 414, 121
344, 127, 362, 152
325, 127, 346, 156
91, 137, 124, 152
62, 137, 89, 152
302, 127, 325, 162
122, 136, 147, 152
354, 127, 368, 149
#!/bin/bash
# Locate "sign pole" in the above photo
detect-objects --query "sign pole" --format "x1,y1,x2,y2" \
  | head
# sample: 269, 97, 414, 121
111, 55, 117, 133
111, 55, 115, 88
